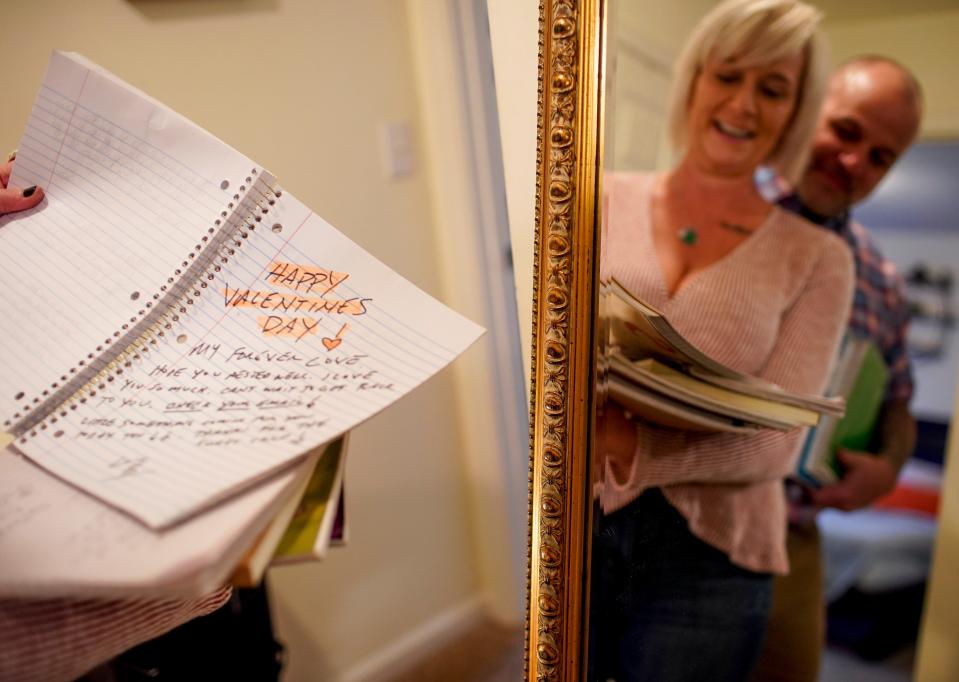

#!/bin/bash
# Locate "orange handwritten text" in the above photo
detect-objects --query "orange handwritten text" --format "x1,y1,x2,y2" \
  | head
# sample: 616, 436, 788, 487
266, 261, 349, 295
258, 316, 321, 340
223, 287, 370, 316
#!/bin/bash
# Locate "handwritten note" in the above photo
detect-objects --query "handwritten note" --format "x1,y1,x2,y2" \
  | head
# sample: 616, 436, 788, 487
223, 259, 370, 343
0, 52, 484, 529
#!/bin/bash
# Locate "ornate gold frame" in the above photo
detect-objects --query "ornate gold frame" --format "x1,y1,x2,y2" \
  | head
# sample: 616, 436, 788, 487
527, 1, 605, 680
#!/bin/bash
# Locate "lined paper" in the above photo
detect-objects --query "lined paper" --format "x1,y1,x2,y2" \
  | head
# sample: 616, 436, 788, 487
0, 450, 316, 598
0, 52, 483, 528
0, 52, 259, 423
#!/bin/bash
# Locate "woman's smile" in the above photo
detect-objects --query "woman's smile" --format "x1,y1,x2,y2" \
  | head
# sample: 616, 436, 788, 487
685, 52, 805, 176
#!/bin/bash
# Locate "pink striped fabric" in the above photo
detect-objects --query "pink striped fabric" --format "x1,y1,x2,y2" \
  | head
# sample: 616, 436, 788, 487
0, 587, 231, 681
601, 172, 854, 574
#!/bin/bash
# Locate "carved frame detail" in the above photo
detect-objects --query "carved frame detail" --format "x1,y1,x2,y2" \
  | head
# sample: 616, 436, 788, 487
527, 1, 604, 680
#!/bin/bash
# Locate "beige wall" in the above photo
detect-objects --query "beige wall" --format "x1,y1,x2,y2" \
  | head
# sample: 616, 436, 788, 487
823, 9, 959, 138
1, 2, 492, 679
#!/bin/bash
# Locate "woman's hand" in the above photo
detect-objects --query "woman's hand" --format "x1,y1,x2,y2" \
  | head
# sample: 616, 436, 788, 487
602, 402, 638, 484
0, 158, 43, 215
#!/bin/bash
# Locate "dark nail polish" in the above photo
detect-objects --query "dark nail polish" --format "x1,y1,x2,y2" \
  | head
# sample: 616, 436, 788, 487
22, 186, 36, 198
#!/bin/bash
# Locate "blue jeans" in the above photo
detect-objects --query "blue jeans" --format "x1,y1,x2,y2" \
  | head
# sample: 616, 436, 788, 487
590, 489, 773, 682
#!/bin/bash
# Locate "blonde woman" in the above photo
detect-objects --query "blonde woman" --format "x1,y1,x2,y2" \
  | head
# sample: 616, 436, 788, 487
593, 1, 853, 680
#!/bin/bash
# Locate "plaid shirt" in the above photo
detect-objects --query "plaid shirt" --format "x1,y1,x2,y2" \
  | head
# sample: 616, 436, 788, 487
757, 169, 914, 404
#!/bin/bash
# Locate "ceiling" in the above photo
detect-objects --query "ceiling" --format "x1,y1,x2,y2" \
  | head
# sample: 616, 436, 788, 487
815, 0, 959, 23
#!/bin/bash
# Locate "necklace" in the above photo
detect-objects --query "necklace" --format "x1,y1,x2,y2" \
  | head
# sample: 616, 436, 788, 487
677, 220, 754, 246
677, 227, 698, 245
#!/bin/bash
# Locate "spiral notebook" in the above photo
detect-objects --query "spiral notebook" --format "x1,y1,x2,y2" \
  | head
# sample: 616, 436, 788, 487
0, 51, 483, 530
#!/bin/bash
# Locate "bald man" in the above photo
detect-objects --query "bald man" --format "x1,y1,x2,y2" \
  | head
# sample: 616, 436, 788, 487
752, 56, 922, 682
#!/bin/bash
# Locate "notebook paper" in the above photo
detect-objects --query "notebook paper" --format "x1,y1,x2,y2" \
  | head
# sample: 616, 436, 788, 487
0, 52, 483, 528
0, 449, 317, 599
0, 51, 261, 416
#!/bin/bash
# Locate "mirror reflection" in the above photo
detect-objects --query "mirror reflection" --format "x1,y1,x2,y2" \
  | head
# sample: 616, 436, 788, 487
592, 1, 954, 680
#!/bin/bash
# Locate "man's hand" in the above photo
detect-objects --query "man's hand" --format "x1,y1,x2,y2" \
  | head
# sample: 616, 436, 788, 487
809, 449, 898, 511
0, 160, 43, 215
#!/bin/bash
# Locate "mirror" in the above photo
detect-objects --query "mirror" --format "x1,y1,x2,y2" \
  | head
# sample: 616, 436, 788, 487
527, 1, 958, 680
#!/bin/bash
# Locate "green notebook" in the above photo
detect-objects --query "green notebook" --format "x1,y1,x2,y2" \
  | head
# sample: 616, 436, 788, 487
273, 436, 346, 560
796, 337, 889, 487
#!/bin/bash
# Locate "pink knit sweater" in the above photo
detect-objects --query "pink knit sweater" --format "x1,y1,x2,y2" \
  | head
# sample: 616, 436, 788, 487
601, 172, 854, 574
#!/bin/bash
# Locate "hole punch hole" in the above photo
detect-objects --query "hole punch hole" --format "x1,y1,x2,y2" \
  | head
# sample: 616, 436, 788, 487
14, 391, 24, 400
177, 334, 188, 344
130, 291, 140, 301
272, 223, 283, 234
220, 180, 230, 190
54, 430, 64, 438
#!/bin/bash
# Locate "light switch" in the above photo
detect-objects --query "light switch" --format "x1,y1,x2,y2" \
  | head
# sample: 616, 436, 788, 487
378, 121, 415, 178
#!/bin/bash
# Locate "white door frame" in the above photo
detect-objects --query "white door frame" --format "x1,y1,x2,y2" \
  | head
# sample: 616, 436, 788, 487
406, 0, 529, 625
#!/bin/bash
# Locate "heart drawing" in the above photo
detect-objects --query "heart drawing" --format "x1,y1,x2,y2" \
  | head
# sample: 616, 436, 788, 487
322, 323, 349, 351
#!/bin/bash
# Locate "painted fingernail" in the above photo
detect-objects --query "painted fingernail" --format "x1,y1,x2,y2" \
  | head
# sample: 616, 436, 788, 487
22, 186, 37, 197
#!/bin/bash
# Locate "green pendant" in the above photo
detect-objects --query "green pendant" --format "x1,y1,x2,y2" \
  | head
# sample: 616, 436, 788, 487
678, 227, 698, 246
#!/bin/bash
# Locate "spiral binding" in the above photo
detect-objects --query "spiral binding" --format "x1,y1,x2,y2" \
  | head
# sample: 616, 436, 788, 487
8, 169, 282, 441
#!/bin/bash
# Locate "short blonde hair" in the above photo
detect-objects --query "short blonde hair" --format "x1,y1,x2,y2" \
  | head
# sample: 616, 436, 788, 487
667, 0, 829, 184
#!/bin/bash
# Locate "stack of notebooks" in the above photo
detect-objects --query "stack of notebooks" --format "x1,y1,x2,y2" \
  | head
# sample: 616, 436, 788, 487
230, 435, 349, 588
603, 277, 847, 436
604, 280, 890, 488
0, 52, 482, 599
